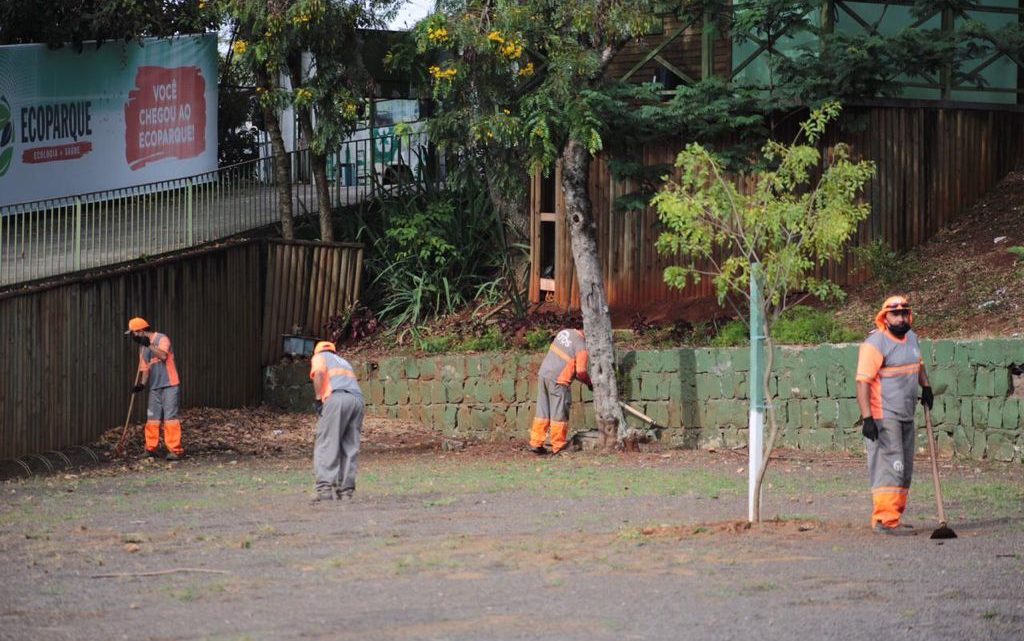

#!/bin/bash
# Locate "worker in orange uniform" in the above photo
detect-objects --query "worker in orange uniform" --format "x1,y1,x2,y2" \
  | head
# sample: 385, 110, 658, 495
309, 341, 364, 503
855, 296, 933, 534
126, 317, 185, 460
530, 328, 592, 455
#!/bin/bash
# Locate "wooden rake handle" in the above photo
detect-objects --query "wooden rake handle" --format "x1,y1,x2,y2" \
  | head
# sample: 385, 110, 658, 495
113, 371, 143, 458
923, 406, 949, 525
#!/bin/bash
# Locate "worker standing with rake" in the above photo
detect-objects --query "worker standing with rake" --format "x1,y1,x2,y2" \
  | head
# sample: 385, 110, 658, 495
126, 317, 185, 461
855, 296, 933, 534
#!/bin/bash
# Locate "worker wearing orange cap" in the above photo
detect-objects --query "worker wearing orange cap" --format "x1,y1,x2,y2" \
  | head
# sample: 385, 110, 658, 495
309, 341, 364, 503
125, 317, 184, 460
530, 328, 592, 455
855, 296, 933, 534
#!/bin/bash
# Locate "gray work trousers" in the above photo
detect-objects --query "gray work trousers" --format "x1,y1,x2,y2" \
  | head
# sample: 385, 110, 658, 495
866, 417, 915, 527
314, 391, 364, 493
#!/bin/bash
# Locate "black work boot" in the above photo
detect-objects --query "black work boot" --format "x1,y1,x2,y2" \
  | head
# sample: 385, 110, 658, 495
311, 490, 336, 504
529, 446, 548, 456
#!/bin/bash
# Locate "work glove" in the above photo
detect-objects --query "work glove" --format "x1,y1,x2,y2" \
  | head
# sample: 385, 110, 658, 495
314, 400, 323, 416
131, 335, 151, 347
921, 386, 934, 410
131, 383, 146, 393
861, 417, 878, 441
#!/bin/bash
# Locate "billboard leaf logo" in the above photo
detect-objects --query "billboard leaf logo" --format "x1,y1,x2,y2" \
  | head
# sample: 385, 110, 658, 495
0, 97, 13, 177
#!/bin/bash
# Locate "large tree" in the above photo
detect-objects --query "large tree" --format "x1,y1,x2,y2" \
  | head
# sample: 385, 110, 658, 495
420, 0, 660, 444
225, 0, 397, 240
0, 0, 216, 47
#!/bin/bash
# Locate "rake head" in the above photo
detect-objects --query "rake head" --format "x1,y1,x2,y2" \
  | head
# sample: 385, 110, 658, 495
930, 522, 958, 540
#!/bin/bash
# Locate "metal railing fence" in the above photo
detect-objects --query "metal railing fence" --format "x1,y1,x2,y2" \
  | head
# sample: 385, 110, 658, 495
0, 123, 436, 288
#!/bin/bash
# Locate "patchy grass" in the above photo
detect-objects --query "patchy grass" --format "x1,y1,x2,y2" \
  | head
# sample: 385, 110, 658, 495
362, 458, 744, 499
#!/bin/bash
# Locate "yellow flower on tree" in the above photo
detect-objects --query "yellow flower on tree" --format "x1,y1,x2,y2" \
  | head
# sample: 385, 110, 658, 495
518, 62, 535, 77
500, 40, 523, 60
487, 31, 504, 44
427, 26, 451, 44
428, 65, 458, 82
232, 40, 248, 56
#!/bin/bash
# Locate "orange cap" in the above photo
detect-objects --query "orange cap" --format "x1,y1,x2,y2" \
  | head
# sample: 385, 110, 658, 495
874, 296, 912, 331
124, 317, 150, 334
314, 341, 336, 355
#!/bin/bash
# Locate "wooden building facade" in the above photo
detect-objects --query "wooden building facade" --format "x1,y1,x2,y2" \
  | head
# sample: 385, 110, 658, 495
529, 5, 1024, 316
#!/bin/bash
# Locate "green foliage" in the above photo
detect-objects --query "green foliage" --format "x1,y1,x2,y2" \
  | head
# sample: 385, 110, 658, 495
0, 0, 218, 47
418, 334, 456, 354
460, 328, 506, 352
710, 306, 860, 348
524, 329, 553, 351
711, 320, 749, 347
654, 102, 875, 322
855, 239, 911, 289
354, 177, 508, 330
772, 306, 861, 344
418, 0, 660, 176
1008, 246, 1024, 263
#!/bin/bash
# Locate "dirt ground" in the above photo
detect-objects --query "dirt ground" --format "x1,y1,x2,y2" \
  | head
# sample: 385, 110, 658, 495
1, 411, 1023, 641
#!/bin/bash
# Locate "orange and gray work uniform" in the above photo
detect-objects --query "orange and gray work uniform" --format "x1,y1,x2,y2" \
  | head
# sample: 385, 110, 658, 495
530, 329, 591, 453
856, 328, 924, 529
139, 333, 183, 456
310, 351, 364, 494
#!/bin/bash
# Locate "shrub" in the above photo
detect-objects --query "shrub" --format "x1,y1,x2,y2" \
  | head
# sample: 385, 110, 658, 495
418, 334, 456, 353
772, 306, 861, 344
710, 306, 860, 346
524, 328, 552, 351
711, 320, 748, 347
855, 239, 908, 289
460, 328, 506, 352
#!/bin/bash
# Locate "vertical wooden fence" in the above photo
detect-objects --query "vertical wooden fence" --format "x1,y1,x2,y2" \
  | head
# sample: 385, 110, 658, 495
260, 240, 365, 366
0, 238, 364, 460
531, 102, 1024, 313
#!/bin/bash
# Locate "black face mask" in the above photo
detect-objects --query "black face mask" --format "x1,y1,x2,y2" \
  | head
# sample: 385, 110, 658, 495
888, 322, 911, 337
131, 334, 151, 346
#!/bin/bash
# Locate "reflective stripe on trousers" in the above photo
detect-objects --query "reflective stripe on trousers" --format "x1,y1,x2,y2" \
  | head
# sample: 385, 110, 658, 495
867, 417, 915, 528
531, 377, 570, 452
145, 386, 183, 455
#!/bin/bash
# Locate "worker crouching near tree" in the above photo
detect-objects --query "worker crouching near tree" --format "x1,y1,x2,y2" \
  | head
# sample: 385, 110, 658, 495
530, 328, 592, 455
855, 296, 933, 534
126, 317, 185, 460
309, 341, 364, 503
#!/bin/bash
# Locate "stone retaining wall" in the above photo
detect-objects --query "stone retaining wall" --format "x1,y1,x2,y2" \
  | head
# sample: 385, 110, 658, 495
264, 339, 1024, 461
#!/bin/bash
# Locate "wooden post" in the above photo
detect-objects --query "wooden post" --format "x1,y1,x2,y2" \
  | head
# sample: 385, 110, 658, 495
941, 8, 954, 100
701, 10, 715, 80
820, 0, 835, 50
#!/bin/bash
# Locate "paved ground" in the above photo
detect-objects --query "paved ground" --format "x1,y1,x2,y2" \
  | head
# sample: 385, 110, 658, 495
1, 425, 1022, 641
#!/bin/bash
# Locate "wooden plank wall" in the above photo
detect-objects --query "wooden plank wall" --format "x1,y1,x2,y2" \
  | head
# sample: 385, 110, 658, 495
0, 241, 264, 460
260, 240, 365, 365
606, 13, 731, 83
533, 103, 1024, 313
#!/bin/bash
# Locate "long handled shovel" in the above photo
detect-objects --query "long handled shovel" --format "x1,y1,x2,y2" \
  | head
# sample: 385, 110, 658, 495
619, 401, 665, 430
113, 371, 142, 459
923, 406, 957, 540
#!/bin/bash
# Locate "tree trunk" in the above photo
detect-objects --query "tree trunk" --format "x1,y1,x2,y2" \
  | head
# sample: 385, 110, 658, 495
288, 57, 334, 241
560, 138, 627, 445
483, 148, 529, 243
255, 66, 295, 240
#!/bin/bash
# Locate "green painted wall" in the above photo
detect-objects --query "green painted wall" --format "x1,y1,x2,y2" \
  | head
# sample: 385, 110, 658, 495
265, 339, 1024, 461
